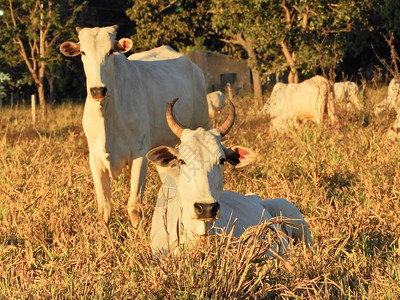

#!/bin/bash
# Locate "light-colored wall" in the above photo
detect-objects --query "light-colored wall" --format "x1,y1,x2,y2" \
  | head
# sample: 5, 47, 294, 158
187, 50, 251, 93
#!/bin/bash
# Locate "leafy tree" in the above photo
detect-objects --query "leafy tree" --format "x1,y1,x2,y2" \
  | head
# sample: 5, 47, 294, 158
212, 0, 372, 90
0, 0, 87, 113
380, 0, 400, 36
210, 0, 272, 106
126, 0, 212, 52
126, 0, 373, 106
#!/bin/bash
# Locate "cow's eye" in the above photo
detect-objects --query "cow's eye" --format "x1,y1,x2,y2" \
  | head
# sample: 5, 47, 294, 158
81, 51, 86, 56
178, 159, 186, 165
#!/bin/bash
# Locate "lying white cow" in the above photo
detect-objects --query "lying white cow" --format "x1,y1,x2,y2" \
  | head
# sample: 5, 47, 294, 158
207, 90, 226, 118
374, 78, 400, 115
263, 76, 334, 132
333, 81, 362, 110
148, 98, 313, 256
60, 26, 210, 227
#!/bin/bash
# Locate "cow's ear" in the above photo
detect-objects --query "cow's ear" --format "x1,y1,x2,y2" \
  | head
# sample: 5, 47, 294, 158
114, 38, 133, 53
147, 146, 181, 167
224, 146, 257, 168
60, 41, 81, 57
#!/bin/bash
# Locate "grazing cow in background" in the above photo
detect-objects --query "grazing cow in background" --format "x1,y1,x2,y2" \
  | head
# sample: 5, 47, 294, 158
207, 90, 226, 118
374, 78, 400, 115
333, 81, 362, 110
60, 26, 210, 227
148, 98, 313, 256
262, 76, 334, 132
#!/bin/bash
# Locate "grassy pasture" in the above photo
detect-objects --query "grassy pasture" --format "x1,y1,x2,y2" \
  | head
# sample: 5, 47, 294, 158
0, 87, 399, 299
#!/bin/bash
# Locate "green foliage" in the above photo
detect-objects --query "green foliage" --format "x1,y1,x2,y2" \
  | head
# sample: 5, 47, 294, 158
0, 0, 88, 98
381, 0, 400, 36
0, 72, 10, 97
126, 0, 373, 85
126, 1, 212, 52
212, 0, 373, 80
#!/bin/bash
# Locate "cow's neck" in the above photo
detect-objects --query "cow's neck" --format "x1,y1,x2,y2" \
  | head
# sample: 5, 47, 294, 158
103, 54, 143, 123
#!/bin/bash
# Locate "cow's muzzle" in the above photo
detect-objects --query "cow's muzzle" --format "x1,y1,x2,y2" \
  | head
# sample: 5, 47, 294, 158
194, 202, 220, 220
90, 87, 108, 100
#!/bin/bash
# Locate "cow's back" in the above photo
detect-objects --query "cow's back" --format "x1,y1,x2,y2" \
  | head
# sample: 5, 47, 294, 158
214, 191, 273, 237
128, 45, 183, 61
127, 47, 210, 148
287, 76, 328, 123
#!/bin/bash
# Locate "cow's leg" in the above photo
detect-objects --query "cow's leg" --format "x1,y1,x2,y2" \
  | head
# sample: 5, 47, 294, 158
89, 154, 112, 225
127, 156, 147, 228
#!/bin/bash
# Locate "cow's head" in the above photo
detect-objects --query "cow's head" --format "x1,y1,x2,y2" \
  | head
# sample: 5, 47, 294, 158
147, 98, 256, 241
263, 82, 287, 118
60, 25, 133, 102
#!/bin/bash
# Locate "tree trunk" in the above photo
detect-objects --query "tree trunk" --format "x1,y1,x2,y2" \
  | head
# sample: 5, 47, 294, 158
47, 75, 55, 104
246, 40, 263, 107
38, 80, 47, 113
38, 4, 47, 116
222, 34, 264, 106
250, 66, 263, 107
38, 60, 47, 115
288, 68, 299, 83
280, 41, 299, 83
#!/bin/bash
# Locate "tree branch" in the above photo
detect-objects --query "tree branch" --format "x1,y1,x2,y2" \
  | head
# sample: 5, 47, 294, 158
8, 0, 17, 27
301, 7, 309, 31
281, 2, 292, 28
280, 41, 295, 67
220, 33, 247, 48
16, 38, 39, 84
159, 0, 178, 13
9, 0, 39, 84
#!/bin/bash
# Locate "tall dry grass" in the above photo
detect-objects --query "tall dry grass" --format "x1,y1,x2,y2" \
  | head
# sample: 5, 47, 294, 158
0, 87, 399, 299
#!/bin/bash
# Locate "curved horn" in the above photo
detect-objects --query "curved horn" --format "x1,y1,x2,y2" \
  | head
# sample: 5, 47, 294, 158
166, 98, 185, 139
217, 100, 236, 137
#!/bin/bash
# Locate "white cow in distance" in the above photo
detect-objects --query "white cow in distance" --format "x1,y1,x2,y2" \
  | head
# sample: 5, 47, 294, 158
387, 114, 400, 140
207, 90, 226, 118
262, 76, 334, 132
60, 26, 210, 227
374, 78, 400, 115
333, 81, 362, 110
148, 98, 314, 256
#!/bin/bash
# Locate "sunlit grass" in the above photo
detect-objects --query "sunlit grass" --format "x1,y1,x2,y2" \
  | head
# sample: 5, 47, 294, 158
0, 88, 399, 298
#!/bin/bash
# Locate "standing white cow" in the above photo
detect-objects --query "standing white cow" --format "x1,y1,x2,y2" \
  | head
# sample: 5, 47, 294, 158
206, 90, 226, 118
148, 98, 313, 256
333, 81, 362, 110
262, 76, 334, 132
374, 78, 400, 115
60, 26, 210, 227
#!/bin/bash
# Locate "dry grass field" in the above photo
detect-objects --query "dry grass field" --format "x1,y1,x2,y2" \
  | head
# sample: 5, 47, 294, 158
1, 86, 399, 299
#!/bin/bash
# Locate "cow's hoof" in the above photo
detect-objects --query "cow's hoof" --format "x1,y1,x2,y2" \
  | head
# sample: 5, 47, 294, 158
127, 204, 142, 229
98, 202, 111, 225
